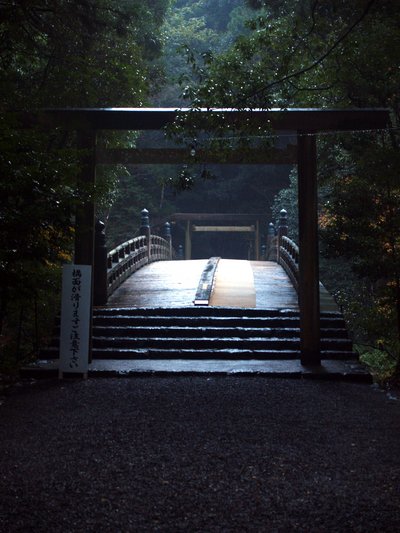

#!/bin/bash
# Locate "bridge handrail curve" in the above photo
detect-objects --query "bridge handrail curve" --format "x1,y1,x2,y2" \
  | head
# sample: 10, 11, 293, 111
107, 234, 171, 296
150, 234, 172, 262
278, 235, 299, 292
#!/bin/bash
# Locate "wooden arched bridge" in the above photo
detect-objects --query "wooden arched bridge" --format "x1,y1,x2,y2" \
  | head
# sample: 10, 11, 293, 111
19, 106, 389, 378
38, 208, 361, 375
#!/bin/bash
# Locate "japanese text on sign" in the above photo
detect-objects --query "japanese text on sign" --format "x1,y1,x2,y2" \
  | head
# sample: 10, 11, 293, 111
60, 264, 91, 374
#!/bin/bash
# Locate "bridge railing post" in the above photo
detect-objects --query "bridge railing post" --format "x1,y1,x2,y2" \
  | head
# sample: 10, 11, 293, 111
140, 208, 151, 262
93, 219, 108, 306
163, 222, 172, 259
277, 209, 288, 263
266, 222, 276, 261
185, 221, 192, 260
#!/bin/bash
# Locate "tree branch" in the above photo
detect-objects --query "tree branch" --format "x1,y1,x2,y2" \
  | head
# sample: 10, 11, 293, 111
241, 0, 378, 104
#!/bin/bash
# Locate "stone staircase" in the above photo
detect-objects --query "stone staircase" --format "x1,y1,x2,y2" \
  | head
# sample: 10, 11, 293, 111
41, 306, 356, 362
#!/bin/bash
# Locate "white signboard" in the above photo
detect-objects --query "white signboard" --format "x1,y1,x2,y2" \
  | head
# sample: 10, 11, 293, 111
59, 264, 92, 374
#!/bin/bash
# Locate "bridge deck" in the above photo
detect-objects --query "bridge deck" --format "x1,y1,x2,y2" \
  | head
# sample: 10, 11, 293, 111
106, 259, 300, 309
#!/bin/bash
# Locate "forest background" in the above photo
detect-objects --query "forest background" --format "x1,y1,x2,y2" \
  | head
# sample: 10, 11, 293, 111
0, 0, 399, 382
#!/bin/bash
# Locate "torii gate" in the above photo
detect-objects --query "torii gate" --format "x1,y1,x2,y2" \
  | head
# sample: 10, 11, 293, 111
168, 213, 265, 260
33, 107, 389, 366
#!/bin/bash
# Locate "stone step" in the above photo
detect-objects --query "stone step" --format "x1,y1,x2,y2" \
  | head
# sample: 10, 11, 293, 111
94, 306, 304, 318
42, 307, 354, 363
92, 315, 346, 329
40, 346, 356, 361
89, 336, 353, 351
88, 326, 349, 340
95, 307, 345, 319
19, 358, 372, 383
91, 348, 356, 360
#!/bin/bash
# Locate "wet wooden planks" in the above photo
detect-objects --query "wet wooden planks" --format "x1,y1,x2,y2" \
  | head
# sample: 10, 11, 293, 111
104, 259, 300, 310
209, 260, 256, 308
319, 282, 340, 313
251, 261, 338, 312
106, 259, 208, 308
251, 261, 299, 309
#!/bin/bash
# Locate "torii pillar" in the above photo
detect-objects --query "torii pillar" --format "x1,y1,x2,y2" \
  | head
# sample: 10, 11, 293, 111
74, 129, 97, 363
297, 132, 320, 365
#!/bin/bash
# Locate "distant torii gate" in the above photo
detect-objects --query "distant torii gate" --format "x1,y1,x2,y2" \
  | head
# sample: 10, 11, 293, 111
169, 213, 263, 260
31, 107, 390, 366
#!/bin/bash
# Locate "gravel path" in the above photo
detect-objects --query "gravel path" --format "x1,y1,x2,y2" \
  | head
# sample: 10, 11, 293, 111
0, 377, 399, 532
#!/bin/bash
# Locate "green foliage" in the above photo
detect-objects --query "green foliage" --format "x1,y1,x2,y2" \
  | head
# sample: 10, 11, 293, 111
196, 0, 398, 380
156, 0, 254, 105
322, 141, 400, 279
0, 264, 62, 372
358, 346, 398, 385
0, 0, 171, 368
1, 1, 164, 108
174, 0, 400, 379
104, 164, 176, 248
173, 0, 399, 111
271, 169, 298, 241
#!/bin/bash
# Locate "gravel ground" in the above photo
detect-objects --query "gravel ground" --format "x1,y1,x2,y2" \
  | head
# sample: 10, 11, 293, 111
0, 376, 399, 532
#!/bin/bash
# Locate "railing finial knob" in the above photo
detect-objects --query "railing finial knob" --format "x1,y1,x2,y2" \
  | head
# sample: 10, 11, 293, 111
140, 208, 150, 230
163, 222, 171, 239
279, 208, 288, 236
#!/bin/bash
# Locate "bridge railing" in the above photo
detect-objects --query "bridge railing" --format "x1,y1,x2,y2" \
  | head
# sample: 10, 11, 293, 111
107, 235, 149, 296
149, 234, 172, 262
266, 209, 299, 293
279, 235, 299, 292
94, 209, 173, 305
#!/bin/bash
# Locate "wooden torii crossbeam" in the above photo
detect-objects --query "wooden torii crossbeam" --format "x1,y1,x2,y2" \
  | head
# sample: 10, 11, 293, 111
32, 107, 390, 365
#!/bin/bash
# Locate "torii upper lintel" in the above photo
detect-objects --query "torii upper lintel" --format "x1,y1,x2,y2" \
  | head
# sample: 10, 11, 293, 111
33, 106, 389, 132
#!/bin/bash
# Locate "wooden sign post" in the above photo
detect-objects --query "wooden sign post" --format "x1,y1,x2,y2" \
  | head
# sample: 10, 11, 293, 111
59, 264, 92, 378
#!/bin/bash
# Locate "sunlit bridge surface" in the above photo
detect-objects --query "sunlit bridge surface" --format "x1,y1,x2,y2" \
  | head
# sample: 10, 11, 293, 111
105, 259, 299, 310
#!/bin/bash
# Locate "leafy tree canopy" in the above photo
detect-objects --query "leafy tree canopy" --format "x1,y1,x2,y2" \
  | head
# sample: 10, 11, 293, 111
0, 0, 171, 364
178, 0, 399, 111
